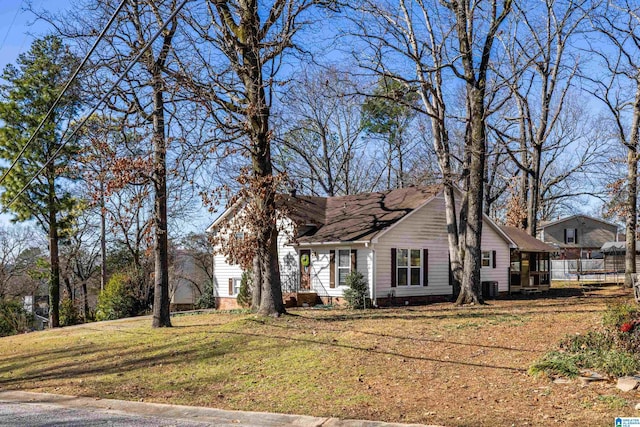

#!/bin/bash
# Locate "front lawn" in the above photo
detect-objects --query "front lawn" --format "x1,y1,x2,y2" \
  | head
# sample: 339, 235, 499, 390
0, 285, 635, 426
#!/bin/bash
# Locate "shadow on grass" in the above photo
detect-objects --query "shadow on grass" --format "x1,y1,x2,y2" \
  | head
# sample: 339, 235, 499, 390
265, 319, 541, 353
208, 329, 527, 373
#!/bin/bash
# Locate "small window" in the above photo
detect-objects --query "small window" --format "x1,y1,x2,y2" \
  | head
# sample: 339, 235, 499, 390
482, 251, 492, 268
234, 232, 245, 240
397, 248, 422, 286
337, 249, 351, 286
232, 278, 241, 296
565, 228, 575, 244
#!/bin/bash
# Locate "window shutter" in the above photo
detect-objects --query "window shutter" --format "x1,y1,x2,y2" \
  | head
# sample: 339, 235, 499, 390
564, 228, 567, 243
391, 248, 397, 287
228, 278, 233, 295
492, 250, 497, 269
329, 250, 335, 288
574, 228, 578, 244
423, 248, 428, 286
351, 249, 357, 272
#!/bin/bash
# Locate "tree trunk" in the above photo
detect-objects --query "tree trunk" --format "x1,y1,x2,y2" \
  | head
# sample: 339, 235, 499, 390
82, 281, 89, 320
100, 178, 107, 291
240, 6, 286, 317
251, 254, 262, 310
625, 89, 640, 288
151, 72, 172, 328
48, 181, 60, 328
527, 144, 542, 236
456, 88, 485, 305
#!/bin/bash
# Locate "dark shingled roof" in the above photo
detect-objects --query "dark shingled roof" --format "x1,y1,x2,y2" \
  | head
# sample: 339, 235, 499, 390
280, 185, 441, 243
499, 226, 554, 253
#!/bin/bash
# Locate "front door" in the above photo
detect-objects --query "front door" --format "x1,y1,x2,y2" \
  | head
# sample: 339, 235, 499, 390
300, 250, 311, 290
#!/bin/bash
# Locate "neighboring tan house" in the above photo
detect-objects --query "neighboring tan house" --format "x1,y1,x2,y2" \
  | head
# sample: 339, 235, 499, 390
208, 186, 554, 309
538, 215, 618, 259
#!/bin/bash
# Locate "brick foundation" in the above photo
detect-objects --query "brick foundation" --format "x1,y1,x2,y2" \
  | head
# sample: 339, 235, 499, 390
374, 294, 451, 307
215, 297, 240, 310
283, 292, 321, 308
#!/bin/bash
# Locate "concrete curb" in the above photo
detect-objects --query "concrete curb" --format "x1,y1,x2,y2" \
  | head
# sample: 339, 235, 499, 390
0, 391, 443, 427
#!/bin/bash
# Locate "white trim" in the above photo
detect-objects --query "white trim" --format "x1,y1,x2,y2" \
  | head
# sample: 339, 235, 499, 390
481, 251, 492, 268
395, 248, 424, 287
294, 241, 370, 247
206, 198, 245, 233
336, 247, 352, 287
370, 247, 376, 304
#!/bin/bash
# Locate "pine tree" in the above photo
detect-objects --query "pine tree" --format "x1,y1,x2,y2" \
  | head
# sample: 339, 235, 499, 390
0, 36, 81, 327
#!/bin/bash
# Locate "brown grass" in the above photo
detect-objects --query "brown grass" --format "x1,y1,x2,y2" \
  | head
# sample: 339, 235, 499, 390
0, 284, 637, 426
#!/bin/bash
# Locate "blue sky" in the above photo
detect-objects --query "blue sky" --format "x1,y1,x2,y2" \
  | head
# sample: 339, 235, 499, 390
0, 1, 72, 227
0, 1, 71, 71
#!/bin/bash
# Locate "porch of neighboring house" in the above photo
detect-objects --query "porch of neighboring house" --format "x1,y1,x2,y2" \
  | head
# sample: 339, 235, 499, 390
509, 250, 551, 294
280, 248, 321, 308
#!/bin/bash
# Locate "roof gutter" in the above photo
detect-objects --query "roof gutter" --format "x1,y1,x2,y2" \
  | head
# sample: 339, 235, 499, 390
291, 240, 371, 247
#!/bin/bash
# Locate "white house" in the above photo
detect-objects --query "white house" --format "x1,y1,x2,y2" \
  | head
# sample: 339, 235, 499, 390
208, 185, 551, 309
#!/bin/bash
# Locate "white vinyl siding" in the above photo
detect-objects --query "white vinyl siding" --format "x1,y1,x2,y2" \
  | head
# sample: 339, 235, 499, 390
376, 194, 510, 298
375, 195, 448, 298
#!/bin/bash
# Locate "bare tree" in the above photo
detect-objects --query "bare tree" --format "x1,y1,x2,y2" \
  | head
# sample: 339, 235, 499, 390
492, 0, 593, 235
586, 0, 640, 287
179, 0, 330, 316
274, 67, 381, 196
41, 0, 188, 326
59, 213, 101, 320
0, 226, 40, 299
354, 0, 511, 304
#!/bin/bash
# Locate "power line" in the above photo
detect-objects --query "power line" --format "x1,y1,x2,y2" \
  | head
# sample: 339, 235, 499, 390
0, 0, 25, 54
0, 0, 128, 188
3, 0, 189, 213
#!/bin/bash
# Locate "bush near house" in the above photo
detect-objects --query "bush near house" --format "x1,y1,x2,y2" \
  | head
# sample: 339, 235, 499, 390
95, 272, 140, 321
0, 299, 32, 336
195, 279, 216, 309
59, 297, 81, 327
530, 303, 640, 378
237, 270, 252, 308
343, 271, 368, 309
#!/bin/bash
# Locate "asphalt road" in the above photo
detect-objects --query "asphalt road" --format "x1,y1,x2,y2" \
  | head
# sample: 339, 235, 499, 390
0, 400, 212, 427
0, 391, 437, 427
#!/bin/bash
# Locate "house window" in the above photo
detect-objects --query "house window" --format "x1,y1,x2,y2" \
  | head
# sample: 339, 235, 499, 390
232, 278, 241, 296
565, 228, 575, 244
234, 232, 245, 240
397, 249, 422, 286
482, 251, 492, 267
337, 249, 351, 286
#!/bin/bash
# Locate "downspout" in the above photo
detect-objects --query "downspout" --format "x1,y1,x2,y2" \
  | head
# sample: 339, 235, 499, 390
371, 245, 377, 307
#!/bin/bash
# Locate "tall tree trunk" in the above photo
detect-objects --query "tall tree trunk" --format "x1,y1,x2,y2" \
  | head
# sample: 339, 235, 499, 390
48, 177, 60, 328
457, 87, 485, 305
151, 73, 172, 328
625, 88, 640, 288
527, 145, 542, 236
252, 146, 285, 316
82, 281, 89, 320
241, 7, 285, 317
100, 177, 107, 291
